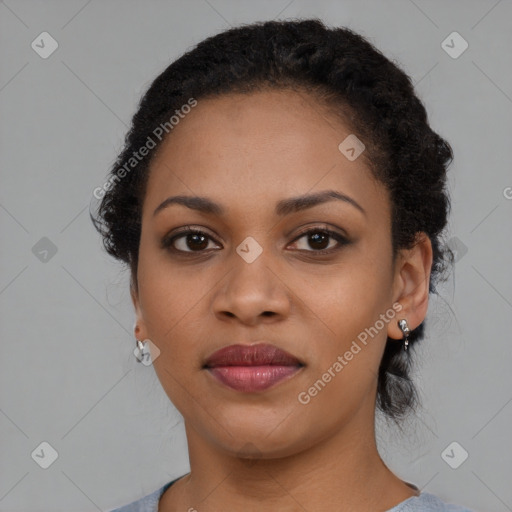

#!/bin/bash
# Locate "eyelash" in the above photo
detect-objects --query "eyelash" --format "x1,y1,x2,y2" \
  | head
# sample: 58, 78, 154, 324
161, 225, 349, 256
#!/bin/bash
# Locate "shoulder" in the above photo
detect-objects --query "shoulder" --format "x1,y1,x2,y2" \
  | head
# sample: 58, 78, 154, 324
106, 479, 176, 512
106, 484, 474, 512
388, 492, 475, 512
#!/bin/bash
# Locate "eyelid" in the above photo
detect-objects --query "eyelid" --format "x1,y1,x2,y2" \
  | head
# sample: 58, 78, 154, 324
290, 223, 348, 241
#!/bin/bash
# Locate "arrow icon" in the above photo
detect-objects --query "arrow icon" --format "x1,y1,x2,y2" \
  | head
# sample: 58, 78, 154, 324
444, 449, 455, 458
345, 147, 355, 157
239, 244, 249, 253
35, 39, 45, 48
35, 448, 45, 458
38, 249, 48, 260
445, 39, 455, 48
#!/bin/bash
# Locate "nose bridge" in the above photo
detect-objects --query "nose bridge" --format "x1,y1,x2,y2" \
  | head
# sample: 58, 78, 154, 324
212, 240, 290, 322
231, 250, 273, 296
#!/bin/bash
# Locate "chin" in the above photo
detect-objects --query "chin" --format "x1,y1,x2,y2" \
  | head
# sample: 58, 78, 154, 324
198, 408, 317, 459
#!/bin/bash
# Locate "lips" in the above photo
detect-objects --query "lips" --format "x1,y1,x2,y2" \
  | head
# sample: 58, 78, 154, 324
204, 343, 302, 367
204, 343, 304, 392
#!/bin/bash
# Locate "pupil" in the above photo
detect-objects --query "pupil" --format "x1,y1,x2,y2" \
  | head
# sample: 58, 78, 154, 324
309, 232, 328, 249
188, 234, 208, 250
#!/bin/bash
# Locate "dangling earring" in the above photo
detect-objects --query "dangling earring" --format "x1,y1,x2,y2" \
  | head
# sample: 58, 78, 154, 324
397, 319, 410, 351
135, 339, 148, 363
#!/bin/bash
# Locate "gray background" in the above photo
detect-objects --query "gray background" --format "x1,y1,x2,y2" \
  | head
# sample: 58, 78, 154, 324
1, 0, 511, 511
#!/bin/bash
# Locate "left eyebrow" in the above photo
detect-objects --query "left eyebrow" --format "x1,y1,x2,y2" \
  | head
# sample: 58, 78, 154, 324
153, 189, 366, 218
275, 190, 366, 217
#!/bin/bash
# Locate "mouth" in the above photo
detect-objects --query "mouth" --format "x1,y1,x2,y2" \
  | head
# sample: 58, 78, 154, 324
203, 343, 304, 392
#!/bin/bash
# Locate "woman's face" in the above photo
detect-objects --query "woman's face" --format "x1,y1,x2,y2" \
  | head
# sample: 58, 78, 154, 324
132, 89, 409, 458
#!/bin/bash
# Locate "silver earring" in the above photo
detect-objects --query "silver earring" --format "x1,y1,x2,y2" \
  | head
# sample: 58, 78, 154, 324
135, 339, 148, 363
397, 319, 410, 351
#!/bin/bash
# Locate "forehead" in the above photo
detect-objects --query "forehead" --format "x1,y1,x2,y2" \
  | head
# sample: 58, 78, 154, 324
144, 89, 387, 219
153, 89, 352, 159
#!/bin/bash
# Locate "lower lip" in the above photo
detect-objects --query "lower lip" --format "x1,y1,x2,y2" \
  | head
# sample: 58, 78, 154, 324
207, 365, 301, 392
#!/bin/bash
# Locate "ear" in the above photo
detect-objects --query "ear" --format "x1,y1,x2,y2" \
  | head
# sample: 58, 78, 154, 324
387, 232, 433, 340
130, 283, 149, 341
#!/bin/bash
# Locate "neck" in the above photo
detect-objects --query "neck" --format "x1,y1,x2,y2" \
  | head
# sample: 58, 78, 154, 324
160, 406, 419, 511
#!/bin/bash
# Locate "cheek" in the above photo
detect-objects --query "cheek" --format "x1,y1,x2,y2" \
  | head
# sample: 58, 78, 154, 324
295, 275, 391, 420
137, 232, 200, 326
303, 259, 392, 340
137, 265, 207, 406
296, 256, 393, 401
136, 250, 202, 361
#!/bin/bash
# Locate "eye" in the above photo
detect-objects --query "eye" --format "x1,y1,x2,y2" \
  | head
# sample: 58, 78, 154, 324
288, 227, 349, 254
162, 225, 349, 256
162, 227, 221, 253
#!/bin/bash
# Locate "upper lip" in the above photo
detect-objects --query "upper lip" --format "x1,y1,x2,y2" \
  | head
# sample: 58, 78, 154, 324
204, 343, 304, 368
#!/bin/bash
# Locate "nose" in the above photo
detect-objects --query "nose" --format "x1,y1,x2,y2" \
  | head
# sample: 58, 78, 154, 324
211, 255, 291, 326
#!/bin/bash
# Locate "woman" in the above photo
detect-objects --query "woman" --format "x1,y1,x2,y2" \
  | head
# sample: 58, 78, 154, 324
94, 18, 474, 512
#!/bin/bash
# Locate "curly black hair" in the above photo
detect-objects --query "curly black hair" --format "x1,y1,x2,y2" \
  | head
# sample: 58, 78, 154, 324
91, 18, 454, 422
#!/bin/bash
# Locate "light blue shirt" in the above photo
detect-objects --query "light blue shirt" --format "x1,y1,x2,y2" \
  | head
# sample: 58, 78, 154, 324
107, 477, 475, 512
